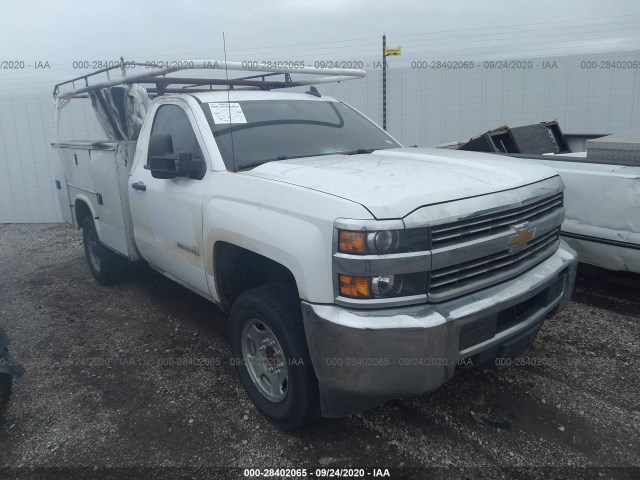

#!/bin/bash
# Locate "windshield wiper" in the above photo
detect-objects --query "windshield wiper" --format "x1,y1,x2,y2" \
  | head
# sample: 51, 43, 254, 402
341, 148, 377, 155
237, 156, 289, 171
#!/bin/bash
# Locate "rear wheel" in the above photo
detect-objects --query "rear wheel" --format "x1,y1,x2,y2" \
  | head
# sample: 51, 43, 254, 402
229, 283, 319, 430
82, 217, 127, 285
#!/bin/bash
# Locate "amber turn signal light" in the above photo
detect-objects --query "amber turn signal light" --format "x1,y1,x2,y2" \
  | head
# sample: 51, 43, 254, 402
338, 231, 366, 254
338, 275, 371, 298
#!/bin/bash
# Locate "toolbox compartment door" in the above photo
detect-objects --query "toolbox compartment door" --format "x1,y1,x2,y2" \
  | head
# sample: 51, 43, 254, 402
52, 141, 139, 260
51, 151, 73, 225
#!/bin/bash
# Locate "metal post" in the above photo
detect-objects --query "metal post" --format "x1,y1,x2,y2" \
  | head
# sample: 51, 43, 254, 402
382, 34, 387, 131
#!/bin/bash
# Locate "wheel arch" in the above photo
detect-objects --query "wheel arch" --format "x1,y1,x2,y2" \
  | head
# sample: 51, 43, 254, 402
74, 196, 96, 228
213, 241, 298, 313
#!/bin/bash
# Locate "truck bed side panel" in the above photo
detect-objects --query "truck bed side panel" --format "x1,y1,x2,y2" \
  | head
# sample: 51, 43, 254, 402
53, 142, 140, 261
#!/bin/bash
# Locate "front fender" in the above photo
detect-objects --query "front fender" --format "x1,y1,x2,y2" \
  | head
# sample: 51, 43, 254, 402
202, 173, 372, 303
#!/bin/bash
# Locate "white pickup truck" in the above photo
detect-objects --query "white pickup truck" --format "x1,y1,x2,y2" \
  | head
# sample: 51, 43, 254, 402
52, 62, 577, 429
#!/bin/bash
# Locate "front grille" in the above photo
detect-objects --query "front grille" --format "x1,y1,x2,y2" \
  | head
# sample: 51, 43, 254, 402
429, 227, 561, 298
431, 192, 563, 248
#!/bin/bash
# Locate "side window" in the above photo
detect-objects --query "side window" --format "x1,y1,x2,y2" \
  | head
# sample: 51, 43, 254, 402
149, 104, 205, 178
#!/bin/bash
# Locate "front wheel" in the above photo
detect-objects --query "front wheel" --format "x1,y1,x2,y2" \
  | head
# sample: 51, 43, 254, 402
82, 217, 127, 285
229, 283, 319, 430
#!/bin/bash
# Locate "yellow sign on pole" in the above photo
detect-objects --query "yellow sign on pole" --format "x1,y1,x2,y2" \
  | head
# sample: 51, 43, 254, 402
385, 46, 401, 57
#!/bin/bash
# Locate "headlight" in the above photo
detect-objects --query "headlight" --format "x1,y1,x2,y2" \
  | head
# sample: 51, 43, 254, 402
338, 272, 428, 299
367, 231, 399, 254
338, 228, 428, 255
371, 274, 402, 297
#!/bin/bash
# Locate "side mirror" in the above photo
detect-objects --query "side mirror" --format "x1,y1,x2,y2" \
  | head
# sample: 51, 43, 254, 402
146, 133, 202, 179
174, 151, 204, 177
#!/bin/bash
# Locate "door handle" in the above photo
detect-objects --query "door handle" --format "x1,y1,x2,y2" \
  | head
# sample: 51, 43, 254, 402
131, 182, 146, 192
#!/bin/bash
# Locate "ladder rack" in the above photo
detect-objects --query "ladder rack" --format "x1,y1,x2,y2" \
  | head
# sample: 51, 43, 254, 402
53, 60, 366, 101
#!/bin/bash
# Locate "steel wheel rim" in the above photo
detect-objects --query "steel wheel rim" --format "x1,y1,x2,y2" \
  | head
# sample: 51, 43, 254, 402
86, 227, 101, 272
241, 319, 289, 402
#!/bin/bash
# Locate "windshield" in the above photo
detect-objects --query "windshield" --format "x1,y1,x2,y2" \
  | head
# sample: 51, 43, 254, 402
200, 99, 401, 171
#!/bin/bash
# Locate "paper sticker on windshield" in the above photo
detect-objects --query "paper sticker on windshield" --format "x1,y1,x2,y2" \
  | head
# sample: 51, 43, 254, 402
208, 102, 247, 124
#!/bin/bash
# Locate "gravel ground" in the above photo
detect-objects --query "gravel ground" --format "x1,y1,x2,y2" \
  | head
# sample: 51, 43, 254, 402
0, 224, 638, 480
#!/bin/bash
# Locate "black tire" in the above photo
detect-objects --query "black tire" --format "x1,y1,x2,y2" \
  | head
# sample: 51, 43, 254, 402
82, 217, 127, 285
229, 283, 319, 430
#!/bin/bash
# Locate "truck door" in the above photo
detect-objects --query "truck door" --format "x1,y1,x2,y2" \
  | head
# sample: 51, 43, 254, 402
128, 101, 210, 296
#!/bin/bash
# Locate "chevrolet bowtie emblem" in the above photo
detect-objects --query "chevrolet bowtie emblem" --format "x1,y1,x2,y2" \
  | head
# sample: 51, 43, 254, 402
508, 224, 536, 252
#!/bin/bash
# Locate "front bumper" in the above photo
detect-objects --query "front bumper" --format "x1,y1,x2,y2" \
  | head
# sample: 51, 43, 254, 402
302, 241, 578, 417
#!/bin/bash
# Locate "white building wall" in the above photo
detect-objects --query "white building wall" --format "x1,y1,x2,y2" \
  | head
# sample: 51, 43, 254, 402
1, 50, 639, 223
322, 50, 640, 147
0, 94, 102, 223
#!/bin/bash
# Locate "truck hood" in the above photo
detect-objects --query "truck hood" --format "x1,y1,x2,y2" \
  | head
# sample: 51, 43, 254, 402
246, 148, 559, 218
